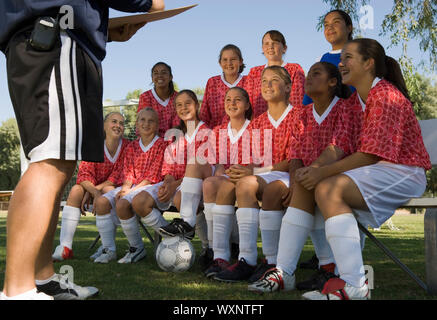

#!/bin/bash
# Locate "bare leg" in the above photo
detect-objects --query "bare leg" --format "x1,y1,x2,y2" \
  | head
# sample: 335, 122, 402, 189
3, 159, 76, 297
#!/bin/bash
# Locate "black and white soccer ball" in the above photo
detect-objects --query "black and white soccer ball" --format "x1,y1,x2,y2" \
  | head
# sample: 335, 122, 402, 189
155, 236, 196, 272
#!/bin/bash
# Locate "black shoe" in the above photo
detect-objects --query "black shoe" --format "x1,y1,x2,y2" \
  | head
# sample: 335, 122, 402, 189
159, 218, 195, 240
214, 258, 256, 283
248, 259, 276, 283
36, 274, 99, 300
299, 254, 319, 270
204, 258, 230, 278
230, 242, 239, 260
198, 247, 214, 271
296, 269, 337, 291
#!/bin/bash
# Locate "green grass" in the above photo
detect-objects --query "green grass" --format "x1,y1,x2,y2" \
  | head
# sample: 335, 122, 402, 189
0, 211, 436, 300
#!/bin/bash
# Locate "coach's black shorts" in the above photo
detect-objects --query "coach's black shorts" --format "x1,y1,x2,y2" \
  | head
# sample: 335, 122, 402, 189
5, 28, 104, 163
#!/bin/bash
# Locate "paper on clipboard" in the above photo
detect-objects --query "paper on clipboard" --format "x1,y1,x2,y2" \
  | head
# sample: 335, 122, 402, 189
108, 4, 197, 29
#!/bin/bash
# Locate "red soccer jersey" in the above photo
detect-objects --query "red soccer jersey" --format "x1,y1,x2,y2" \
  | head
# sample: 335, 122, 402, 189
162, 122, 211, 180
288, 97, 362, 166
137, 89, 179, 137
212, 119, 252, 170
112, 136, 167, 185
199, 74, 248, 128
244, 63, 305, 118
358, 79, 431, 170
76, 138, 129, 187
249, 105, 302, 167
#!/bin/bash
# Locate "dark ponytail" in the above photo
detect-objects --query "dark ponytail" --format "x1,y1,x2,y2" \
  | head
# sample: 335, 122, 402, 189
318, 62, 352, 99
151, 62, 175, 95
348, 38, 410, 100
225, 87, 253, 120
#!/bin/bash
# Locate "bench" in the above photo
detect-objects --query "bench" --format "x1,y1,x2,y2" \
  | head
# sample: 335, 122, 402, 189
356, 119, 437, 295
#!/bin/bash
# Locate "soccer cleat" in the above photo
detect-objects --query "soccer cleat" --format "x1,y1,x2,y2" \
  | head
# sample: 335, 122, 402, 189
302, 277, 370, 300
117, 246, 147, 264
204, 258, 230, 278
52, 245, 73, 262
248, 259, 276, 283
296, 269, 337, 291
36, 274, 99, 300
90, 245, 104, 261
214, 258, 255, 283
158, 218, 195, 240
94, 248, 117, 263
248, 267, 295, 293
299, 254, 319, 270
198, 247, 214, 271
0, 288, 54, 300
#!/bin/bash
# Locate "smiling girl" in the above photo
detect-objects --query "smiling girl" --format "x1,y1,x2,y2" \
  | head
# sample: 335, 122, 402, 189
300, 39, 431, 300
137, 62, 179, 137
245, 30, 305, 117
200, 44, 248, 128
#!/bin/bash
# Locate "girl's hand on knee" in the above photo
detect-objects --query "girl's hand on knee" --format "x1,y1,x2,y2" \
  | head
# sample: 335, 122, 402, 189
81, 192, 91, 215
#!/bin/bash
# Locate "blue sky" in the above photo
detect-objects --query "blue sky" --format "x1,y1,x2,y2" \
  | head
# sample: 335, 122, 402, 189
0, 0, 432, 124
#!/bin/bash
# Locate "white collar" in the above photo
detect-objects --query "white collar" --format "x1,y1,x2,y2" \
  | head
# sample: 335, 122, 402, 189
268, 104, 293, 129
265, 61, 287, 68
329, 49, 342, 54
139, 135, 159, 153
104, 139, 123, 164
151, 87, 170, 107
185, 121, 205, 144
227, 119, 250, 144
220, 73, 244, 88
358, 77, 382, 111
313, 96, 340, 125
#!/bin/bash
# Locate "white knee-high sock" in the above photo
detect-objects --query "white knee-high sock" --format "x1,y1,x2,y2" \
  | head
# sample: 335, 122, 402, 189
60, 205, 81, 249
236, 208, 259, 266
259, 210, 283, 265
310, 208, 335, 267
276, 207, 314, 275
179, 177, 203, 227
325, 213, 366, 288
203, 203, 215, 248
120, 215, 144, 250
195, 211, 209, 249
212, 204, 235, 262
96, 214, 116, 252
141, 208, 168, 231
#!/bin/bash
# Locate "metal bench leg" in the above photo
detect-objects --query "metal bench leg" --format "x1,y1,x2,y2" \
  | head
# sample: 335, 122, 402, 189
89, 234, 100, 250
425, 208, 437, 295
357, 221, 428, 292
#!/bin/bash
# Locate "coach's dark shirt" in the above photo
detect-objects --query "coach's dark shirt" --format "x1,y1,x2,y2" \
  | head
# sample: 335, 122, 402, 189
0, 0, 152, 65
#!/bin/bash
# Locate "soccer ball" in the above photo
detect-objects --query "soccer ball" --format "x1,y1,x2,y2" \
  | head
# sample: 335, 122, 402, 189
155, 236, 196, 272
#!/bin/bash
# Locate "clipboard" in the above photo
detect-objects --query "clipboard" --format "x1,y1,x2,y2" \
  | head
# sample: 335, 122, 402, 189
108, 4, 198, 29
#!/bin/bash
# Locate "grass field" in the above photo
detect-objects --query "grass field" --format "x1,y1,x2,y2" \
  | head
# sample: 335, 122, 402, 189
0, 211, 436, 300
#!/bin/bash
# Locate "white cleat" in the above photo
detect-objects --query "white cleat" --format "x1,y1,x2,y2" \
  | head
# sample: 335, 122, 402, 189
117, 246, 146, 264
94, 248, 117, 263
248, 267, 296, 293
90, 245, 104, 261
0, 288, 54, 300
302, 277, 370, 300
52, 245, 73, 261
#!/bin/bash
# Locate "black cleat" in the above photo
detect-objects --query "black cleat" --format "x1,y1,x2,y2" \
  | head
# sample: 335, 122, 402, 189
214, 258, 255, 283
248, 259, 276, 283
158, 218, 195, 240
299, 254, 319, 270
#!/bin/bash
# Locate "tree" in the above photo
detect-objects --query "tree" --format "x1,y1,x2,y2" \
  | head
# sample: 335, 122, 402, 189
0, 118, 20, 190
319, 0, 437, 70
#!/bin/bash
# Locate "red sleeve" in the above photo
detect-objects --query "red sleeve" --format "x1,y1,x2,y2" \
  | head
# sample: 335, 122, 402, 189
289, 65, 306, 107
137, 91, 149, 113
199, 78, 213, 127
76, 161, 97, 185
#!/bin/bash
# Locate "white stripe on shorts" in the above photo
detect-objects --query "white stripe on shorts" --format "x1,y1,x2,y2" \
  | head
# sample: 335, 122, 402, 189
28, 34, 83, 163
